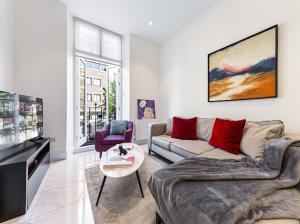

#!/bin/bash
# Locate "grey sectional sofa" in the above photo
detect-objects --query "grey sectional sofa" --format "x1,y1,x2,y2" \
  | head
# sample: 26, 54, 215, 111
148, 118, 283, 163
148, 118, 300, 224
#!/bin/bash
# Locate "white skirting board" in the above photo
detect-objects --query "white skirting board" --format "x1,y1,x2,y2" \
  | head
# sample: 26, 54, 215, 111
50, 150, 68, 161
73, 145, 95, 154
134, 119, 160, 143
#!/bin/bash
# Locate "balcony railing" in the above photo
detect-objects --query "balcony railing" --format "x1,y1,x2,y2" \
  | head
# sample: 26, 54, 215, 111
87, 103, 106, 141
80, 103, 107, 146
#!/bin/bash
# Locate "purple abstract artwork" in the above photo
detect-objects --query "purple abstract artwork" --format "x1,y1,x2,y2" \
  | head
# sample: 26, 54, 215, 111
137, 99, 156, 120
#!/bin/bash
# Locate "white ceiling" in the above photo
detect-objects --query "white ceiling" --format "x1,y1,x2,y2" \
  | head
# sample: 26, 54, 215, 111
63, 0, 217, 44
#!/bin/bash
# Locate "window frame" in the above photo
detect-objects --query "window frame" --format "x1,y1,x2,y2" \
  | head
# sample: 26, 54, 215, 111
93, 78, 101, 86
87, 94, 92, 102
86, 77, 92, 85
94, 94, 101, 102
73, 18, 123, 151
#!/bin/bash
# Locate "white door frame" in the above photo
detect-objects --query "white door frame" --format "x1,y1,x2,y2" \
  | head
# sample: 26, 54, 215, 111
74, 57, 87, 148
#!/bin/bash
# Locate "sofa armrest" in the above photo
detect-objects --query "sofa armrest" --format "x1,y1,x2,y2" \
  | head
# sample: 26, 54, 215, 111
95, 124, 110, 150
284, 133, 300, 140
148, 123, 167, 149
124, 129, 133, 143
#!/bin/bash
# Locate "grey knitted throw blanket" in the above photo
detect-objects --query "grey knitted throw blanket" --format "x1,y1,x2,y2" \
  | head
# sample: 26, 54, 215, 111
148, 138, 300, 224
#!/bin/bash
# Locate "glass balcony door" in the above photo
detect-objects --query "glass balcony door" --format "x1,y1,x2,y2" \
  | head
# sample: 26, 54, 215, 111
75, 57, 120, 149
76, 58, 88, 147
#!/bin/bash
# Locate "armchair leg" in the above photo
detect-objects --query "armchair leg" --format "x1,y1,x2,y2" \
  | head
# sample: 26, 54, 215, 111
149, 149, 151, 155
99, 152, 102, 158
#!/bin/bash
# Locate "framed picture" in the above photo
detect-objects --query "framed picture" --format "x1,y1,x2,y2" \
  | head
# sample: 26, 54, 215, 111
208, 25, 278, 102
137, 99, 156, 120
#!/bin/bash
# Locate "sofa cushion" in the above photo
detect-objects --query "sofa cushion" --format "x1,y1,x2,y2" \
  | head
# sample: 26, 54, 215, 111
209, 118, 246, 155
166, 118, 173, 135
152, 135, 180, 150
102, 135, 125, 145
240, 122, 284, 160
171, 117, 198, 140
248, 120, 284, 136
197, 118, 215, 141
170, 140, 215, 158
167, 118, 284, 136
200, 148, 246, 160
110, 120, 127, 135
167, 117, 216, 141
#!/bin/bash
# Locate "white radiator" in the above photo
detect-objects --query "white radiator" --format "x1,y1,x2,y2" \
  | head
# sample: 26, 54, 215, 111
134, 119, 159, 144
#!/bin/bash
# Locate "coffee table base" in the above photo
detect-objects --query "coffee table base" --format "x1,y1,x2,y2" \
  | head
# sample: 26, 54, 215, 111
135, 171, 144, 198
96, 170, 144, 206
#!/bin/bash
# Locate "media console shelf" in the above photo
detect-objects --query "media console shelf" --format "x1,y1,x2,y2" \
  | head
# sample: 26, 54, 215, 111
0, 138, 50, 222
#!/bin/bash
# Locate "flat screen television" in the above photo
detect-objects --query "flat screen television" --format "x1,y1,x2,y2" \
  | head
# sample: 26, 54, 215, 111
0, 91, 43, 151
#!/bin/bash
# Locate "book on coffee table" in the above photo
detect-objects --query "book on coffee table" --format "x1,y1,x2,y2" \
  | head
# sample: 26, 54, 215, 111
102, 160, 133, 168
103, 150, 135, 168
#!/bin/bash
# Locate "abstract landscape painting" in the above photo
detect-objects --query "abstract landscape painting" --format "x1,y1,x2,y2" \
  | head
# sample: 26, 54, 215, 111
208, 25, 278, 102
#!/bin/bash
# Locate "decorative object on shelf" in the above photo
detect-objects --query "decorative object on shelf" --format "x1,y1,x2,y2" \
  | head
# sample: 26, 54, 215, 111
137, 99, 155, 119
208, 25, 278, 102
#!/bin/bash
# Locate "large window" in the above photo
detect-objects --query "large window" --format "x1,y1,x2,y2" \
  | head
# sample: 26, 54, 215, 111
74, 18, 122, 63
74, 18, 122, 149
101, 32, 122, 61
75, 23, 100, 55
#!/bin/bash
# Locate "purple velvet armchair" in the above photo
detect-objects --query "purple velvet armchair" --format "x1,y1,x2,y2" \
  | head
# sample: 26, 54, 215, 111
95, 121, 133, 158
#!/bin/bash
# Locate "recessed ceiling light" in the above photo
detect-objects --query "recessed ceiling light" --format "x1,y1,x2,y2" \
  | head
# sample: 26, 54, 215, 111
148, 21, 153, 26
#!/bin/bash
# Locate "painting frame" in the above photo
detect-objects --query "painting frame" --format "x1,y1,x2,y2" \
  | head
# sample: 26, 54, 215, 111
208, 25, 278, 102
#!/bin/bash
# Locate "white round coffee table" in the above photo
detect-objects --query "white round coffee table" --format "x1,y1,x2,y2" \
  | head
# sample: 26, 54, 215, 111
96, 143, 145, 206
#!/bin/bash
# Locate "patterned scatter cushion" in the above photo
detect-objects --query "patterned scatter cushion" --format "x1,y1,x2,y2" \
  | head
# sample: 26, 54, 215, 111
110, 120, 128, 135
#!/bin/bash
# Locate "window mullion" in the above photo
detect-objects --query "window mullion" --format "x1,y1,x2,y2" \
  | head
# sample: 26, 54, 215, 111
99, 28, 102, 58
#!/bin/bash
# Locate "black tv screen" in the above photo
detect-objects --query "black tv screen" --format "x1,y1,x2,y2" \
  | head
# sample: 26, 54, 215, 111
0, 91, 43, 151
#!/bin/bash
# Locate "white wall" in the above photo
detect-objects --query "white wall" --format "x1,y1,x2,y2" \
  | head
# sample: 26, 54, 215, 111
14, 0, 69, 160
66, 10, 74, 155
160, 0, 300, 133
0, 0, 15, 92
130, 35, 161, 120
130, 35, 161, 141
122, 34, 131, 120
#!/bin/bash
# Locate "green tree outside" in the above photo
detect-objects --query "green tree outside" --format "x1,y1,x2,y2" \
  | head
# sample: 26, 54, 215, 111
108, 80, 116, 121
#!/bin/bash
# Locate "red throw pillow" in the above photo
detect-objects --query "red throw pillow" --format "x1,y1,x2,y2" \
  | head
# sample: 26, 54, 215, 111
171, 117, 198, 140
209, 118, 246, 155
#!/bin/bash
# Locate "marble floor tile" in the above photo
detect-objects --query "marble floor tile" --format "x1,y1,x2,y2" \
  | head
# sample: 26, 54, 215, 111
27, 195, 94, 224
3, 150, 97, 224
3, 146, 150, 224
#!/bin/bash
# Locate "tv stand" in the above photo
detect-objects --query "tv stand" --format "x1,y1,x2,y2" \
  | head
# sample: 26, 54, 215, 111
0, 138, 50, 222
29, 136, 46, 144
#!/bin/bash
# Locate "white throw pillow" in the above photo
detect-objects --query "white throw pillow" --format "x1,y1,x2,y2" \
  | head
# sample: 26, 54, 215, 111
240, 122, 283, 160
197, 118, 215, 141
166, 118, 173, 135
